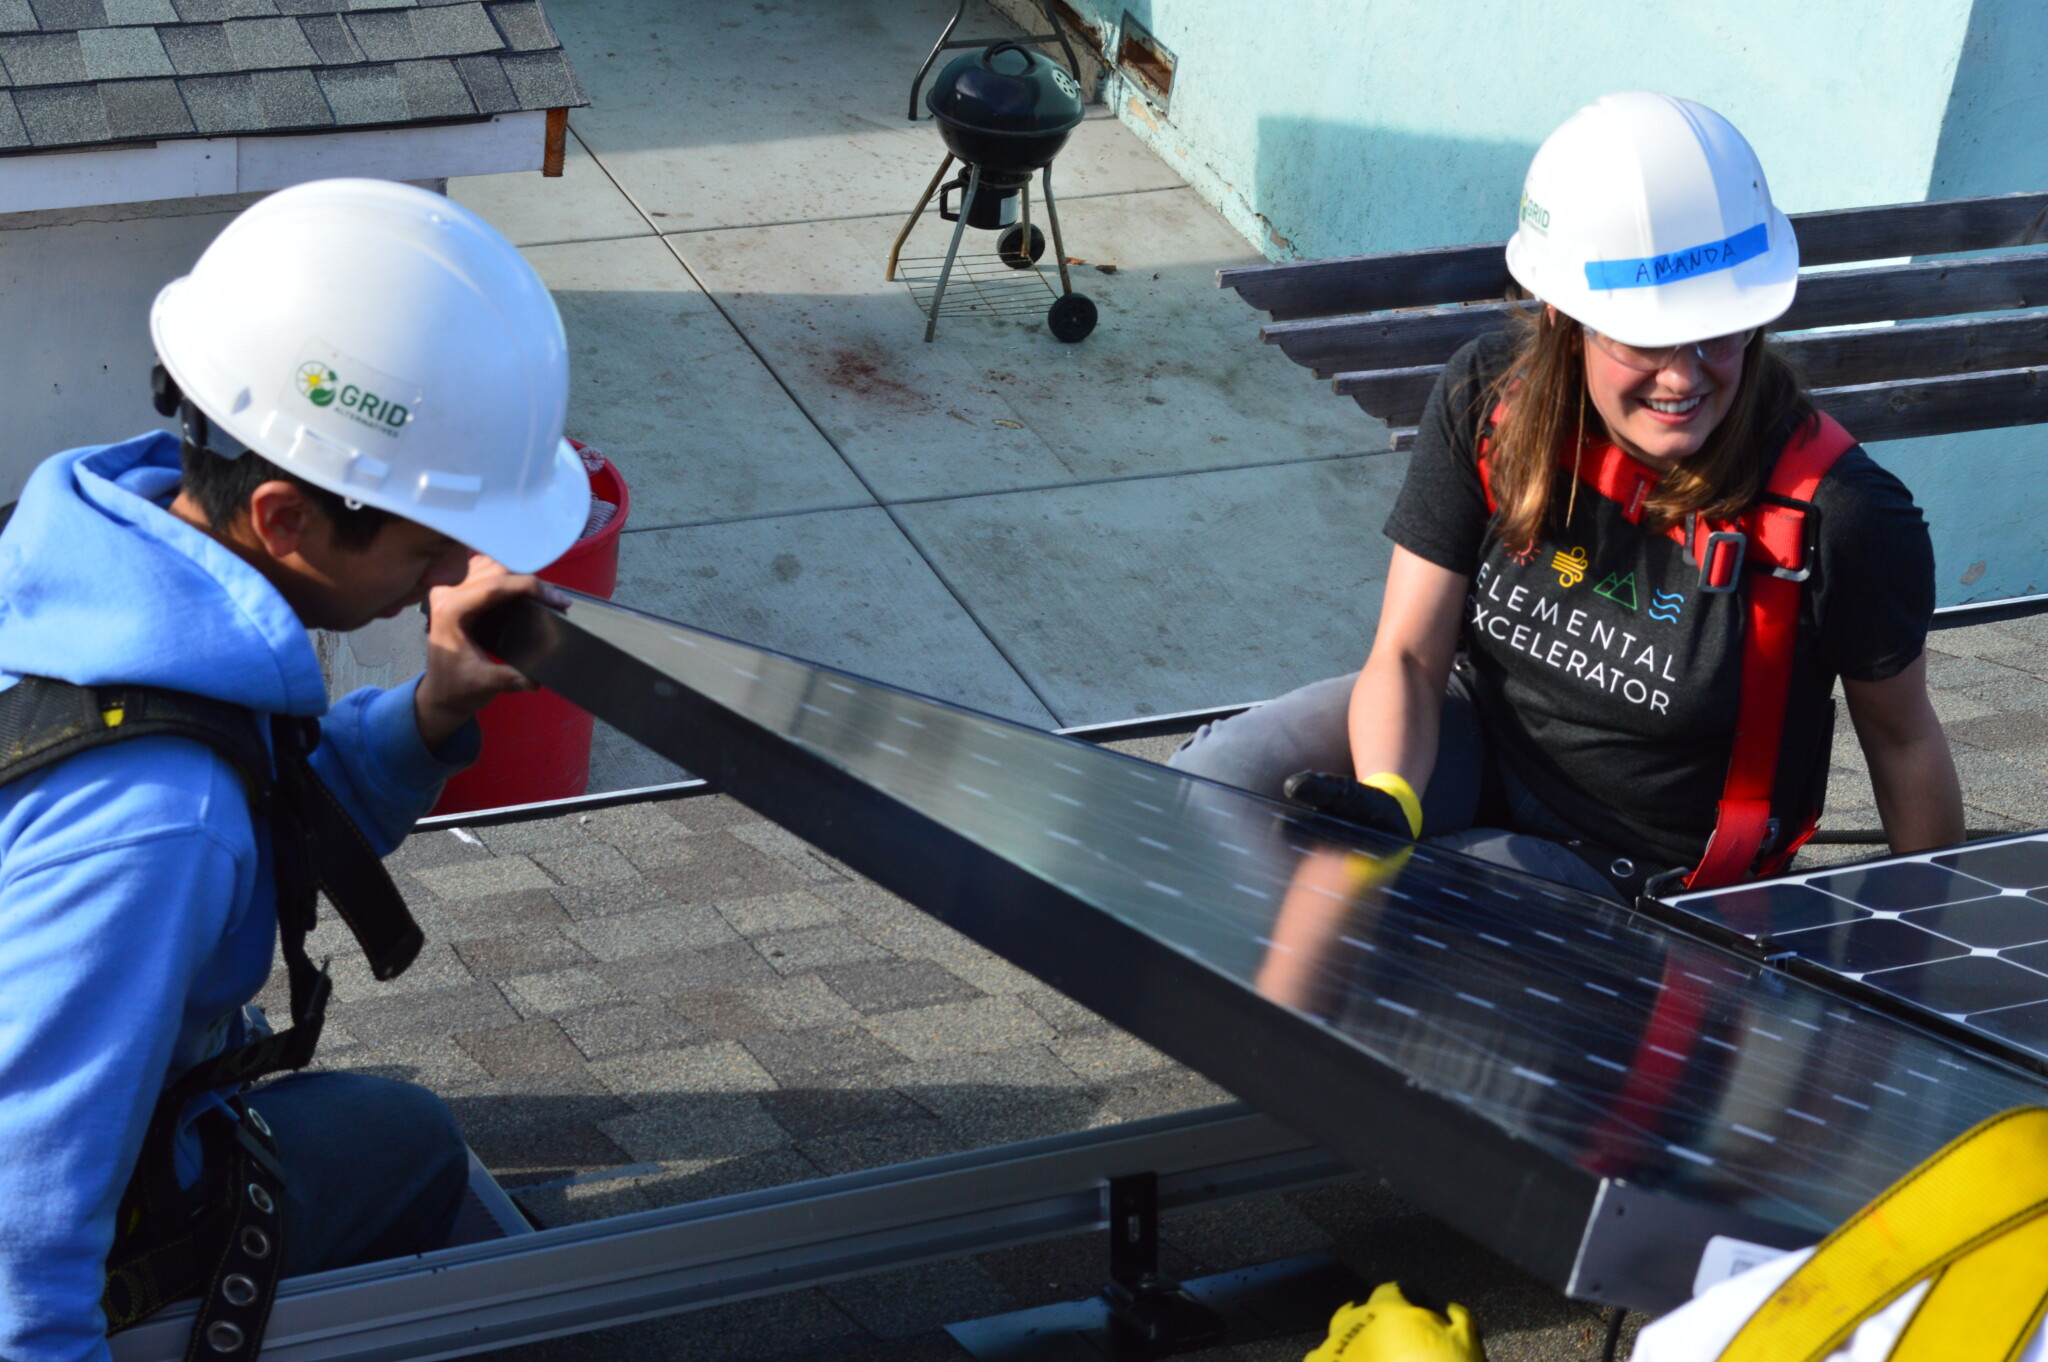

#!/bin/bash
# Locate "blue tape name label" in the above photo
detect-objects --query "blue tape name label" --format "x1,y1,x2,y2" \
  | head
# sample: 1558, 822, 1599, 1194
1584, 222, 1769, 292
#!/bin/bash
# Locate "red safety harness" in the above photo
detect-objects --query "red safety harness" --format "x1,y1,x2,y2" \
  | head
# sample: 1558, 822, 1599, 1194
1477, 407, 1858, 889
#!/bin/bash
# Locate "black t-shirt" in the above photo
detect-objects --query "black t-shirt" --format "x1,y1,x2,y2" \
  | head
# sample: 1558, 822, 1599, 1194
1384, 334, 1934, 867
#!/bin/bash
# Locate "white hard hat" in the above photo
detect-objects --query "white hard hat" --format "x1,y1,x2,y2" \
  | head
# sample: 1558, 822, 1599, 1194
151, 178, 583, 573
1504, 92, 1799, 347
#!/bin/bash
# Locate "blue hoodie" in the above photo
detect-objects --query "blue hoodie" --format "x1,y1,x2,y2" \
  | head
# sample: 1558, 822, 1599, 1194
0, 433, 476, 1361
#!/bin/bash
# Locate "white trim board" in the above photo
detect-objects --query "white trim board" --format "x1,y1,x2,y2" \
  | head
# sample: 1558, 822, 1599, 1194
0, 110, 548, 217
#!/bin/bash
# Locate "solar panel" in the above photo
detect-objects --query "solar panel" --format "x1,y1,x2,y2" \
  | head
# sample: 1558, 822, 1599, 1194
480, 594, 2048, 1312
1667, 837, 2048, 1070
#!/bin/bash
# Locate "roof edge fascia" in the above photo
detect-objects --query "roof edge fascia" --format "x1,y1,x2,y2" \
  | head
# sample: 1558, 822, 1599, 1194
0, 109, 549, 217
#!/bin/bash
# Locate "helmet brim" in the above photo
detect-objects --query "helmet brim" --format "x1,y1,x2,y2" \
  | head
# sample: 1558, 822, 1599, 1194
1507, 206, 1799, 348
463, 438, 588, 574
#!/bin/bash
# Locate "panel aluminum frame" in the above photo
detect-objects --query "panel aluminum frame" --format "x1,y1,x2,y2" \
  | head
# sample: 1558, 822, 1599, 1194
111, 1105, 1338, 1362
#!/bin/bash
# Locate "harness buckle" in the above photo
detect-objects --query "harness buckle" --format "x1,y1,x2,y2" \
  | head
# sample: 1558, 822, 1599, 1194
1699, 530, 1746, 593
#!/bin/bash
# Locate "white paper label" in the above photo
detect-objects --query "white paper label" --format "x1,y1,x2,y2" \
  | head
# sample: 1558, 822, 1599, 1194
1693, 1235, 1794, 1297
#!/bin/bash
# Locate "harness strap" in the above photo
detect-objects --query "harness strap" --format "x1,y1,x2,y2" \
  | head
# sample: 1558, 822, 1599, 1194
1475, 408, 1856, 889
1716, 1105, 2048, 1362
1689, 413, 1855, 888
0, 676, 421, 1350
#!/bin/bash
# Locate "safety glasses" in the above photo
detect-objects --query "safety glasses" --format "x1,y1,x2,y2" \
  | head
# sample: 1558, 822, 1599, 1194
1587, 328, 1756, 372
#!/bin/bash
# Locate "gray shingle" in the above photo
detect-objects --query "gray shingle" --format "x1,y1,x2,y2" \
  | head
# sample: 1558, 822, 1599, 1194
342, 6, 414, 59
0, 34, 86, 85
219, 0, 278, 15
100, 74, 194, 135
412, 1, 497, 56
77, 25, 174, 78
498, 45, 578, 107
485, 0, 551, 52
295, 11, 359, 61
316, 60, 400, 122
272, 0, 344, 11
451, 50, 513, 112
247, 63, 325, 124
177, 69, 256, 130
345, 0, 412, 10
223, 14, 313, 66
161, 22, 234, 72
0, 1, 32, 33
15, 83, 109, 144
170, 0, 229, 19
0, 89, 28, 145
30, 0, 107, 29
393, 55, 470, 117
103, 0, 177, 20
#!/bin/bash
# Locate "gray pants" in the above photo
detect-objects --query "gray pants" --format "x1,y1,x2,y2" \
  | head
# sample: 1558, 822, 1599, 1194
1167, 672, 1629, 903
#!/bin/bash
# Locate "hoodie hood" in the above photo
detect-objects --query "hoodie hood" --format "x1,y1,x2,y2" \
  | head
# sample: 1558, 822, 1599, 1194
0, 433, 329, 716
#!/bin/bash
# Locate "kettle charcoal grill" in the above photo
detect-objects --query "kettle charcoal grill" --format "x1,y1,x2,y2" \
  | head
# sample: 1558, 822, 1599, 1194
887, 22, 1097, 344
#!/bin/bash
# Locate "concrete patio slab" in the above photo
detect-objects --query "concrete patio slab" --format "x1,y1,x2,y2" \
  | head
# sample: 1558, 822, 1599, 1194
544, 0, 1182, 234
448, 129, 649, 248
894, 456, 1404, 724
673, 187, 1375, 503
526, 234, 873, 530
611, 504, 1053, 726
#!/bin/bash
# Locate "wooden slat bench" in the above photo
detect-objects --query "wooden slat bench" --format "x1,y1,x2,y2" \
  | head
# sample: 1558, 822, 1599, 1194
1219, 191, 2048, 451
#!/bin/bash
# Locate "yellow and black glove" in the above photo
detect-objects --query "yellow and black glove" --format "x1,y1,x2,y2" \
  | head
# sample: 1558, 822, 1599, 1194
1284, 771, 1424, 841
1303, 1282, 1484, 1362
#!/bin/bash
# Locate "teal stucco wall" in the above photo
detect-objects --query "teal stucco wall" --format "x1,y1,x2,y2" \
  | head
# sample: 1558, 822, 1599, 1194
1029, 0, 2048, 605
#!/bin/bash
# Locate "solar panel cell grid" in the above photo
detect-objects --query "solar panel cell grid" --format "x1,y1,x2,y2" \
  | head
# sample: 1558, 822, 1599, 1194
1671, 833, 2048, 1066
1932, 840, 2048, 889
1687, 881, 1870, 938
494, 594, 2048, 1304
1899, 896, 2048, 950
1803, 862, 1998, 910
1769, 917, 1968, 975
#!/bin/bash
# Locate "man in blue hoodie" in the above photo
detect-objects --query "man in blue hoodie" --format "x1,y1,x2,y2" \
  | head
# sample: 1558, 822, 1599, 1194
0, 179, 593, 1360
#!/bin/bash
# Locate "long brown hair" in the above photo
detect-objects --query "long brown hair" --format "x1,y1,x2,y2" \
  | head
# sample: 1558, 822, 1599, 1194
1473, 305, 1808, 553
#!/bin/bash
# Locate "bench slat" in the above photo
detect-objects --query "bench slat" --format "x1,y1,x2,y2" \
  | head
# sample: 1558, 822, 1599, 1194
1359, 366, 2048, 451
1780, 313, 2048, 388
1334, 314, 2048, 429
1813, 366, 2048, 443
1275, 252, 2048, 378
1220, 192, 2048, 322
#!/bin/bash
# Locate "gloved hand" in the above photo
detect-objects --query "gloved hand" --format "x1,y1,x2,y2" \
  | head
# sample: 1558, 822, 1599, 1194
1303, 1282, 1484, 1362
1284, 771, 1422, 840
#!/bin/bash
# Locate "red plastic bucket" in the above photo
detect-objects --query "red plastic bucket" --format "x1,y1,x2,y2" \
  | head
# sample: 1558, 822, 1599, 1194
431, 440, 629, 816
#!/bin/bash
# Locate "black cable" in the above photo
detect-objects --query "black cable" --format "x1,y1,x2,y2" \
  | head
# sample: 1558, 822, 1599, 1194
1809, 827, 2008, 845
1600, 1306, 1626, 1362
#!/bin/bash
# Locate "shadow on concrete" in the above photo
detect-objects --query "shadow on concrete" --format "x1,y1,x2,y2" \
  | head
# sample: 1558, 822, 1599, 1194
1249, 118, 1538, 260
1928, 0, 2048, 198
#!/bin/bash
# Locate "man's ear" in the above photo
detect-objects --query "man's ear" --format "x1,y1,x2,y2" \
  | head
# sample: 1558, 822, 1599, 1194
245, 480, 317, 560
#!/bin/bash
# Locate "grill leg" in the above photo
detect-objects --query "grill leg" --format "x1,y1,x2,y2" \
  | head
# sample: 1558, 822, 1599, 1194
925, 162, 979, 343
1041, 164, 1074, 297
887, 153, 954, 282
909, 0, 970, 120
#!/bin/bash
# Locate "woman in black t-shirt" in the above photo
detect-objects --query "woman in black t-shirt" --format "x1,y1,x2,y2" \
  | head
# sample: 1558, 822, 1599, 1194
1170, 93, 1962, 901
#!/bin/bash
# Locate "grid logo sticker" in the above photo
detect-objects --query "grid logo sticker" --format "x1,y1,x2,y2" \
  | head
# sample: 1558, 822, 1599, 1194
296, 363, 339, 408
290, 343, 422, 440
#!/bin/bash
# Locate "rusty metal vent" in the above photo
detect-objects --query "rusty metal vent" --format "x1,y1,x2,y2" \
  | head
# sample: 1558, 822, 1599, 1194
1116, 11, 1174, 110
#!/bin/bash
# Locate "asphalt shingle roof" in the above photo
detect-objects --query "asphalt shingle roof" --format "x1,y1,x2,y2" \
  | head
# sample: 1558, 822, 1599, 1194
0, 0, 579, 152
